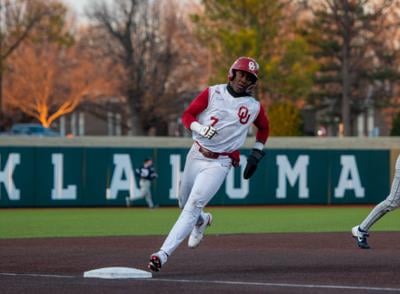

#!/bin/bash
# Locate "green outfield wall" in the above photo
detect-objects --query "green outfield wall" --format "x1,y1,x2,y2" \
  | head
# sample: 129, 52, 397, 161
0, 136, 395, 207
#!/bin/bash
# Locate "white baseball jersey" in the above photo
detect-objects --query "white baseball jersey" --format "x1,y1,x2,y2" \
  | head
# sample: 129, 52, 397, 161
193, 84, 261, 153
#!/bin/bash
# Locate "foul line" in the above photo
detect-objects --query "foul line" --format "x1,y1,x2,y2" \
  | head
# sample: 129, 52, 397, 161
1, 272, 400, 292
0, 272, 75, 279
151, 278, 400, 292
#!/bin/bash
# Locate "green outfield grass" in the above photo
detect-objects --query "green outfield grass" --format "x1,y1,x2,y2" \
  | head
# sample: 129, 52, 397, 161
0, 206, 399, 239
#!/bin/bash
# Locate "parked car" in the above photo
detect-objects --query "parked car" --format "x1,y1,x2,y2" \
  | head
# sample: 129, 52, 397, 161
6, 123, 60, 137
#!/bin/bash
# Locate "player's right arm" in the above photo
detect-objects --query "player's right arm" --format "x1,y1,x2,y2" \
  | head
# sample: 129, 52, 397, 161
182, 88, 217, 139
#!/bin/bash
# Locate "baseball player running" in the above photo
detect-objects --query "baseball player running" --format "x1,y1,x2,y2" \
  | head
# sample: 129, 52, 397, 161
147, 57, 270, 272
352, 154, 400, 249
126, 157, 158, 208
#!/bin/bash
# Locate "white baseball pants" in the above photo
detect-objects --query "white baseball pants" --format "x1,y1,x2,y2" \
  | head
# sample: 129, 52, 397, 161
160, 144, 232, 256
360, 154, 400, 231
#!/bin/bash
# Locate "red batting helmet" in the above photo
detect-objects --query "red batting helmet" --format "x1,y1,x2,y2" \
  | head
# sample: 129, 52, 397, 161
228, 57, 259, 82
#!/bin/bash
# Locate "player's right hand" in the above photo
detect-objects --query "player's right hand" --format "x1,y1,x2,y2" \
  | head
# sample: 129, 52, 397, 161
200, 125, 217, 139
190, 121, 217, 139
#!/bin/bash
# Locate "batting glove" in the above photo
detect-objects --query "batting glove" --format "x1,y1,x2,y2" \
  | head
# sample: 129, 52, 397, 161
199, 125, 217, 139
190, 122, 217, 139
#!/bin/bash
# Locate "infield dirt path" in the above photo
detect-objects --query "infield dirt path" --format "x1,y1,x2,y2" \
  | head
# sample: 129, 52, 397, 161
0, 232, 399, 294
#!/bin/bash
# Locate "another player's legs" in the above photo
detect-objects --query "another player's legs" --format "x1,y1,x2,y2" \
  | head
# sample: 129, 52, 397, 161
141, 180, 155, 208
351, 225, 370, 249
352, 156, 400, 249
144, 192, 155, 208
125, 179, 148, 207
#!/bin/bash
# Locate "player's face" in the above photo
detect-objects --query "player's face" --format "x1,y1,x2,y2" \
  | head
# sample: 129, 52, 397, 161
230, 70, 256, 94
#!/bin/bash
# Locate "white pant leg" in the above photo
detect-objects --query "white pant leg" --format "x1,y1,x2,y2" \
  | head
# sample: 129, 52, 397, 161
178, 148, 206, 225
360, 155, 400, 230
160, 158, 230, 256
178, 147, 197, 209
137, 179, 154, 208
141, 179, 154, 208
179, 145, 230, 225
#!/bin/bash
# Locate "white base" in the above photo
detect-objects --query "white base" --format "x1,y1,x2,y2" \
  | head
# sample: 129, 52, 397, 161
83, 267, 152, 279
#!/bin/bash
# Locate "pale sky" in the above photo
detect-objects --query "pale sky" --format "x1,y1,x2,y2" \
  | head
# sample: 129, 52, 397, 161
62, 0, 114, 20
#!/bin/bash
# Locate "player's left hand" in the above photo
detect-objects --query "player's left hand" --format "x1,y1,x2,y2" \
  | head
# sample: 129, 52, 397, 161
243, 149, 265, 179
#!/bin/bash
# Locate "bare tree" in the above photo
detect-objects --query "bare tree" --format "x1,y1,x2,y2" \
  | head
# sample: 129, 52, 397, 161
87, 0, 196, 135
140, 1, 212, 135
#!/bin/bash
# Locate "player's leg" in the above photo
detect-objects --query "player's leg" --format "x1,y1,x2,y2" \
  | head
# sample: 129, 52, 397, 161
126, 179, 145, 207
360, 159, 400, 231
141, 180, 154, 208
178, 167, 195, 209
148, 153, 202, 272
138, 179, 147, 199
188, 158, 232, 248
195, 211, 208, 226
352, 155, 400, 248
179, 146, 219, 225
160, 160, 229, 255
177, 147, 197, 209
148, 159, 229, 271
181, 147, 221, 227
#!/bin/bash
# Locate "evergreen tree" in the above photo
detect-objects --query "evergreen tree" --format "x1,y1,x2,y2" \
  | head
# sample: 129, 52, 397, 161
302, 0, 400, 136
390, 112, 400, 136
191, 0, 318, 102
268, 101, 303, 136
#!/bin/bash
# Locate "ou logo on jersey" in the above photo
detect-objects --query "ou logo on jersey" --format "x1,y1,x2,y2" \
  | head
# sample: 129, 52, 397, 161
238, 106, 250, 124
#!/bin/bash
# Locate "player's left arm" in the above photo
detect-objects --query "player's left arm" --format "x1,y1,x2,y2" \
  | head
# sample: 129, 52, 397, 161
243, 104, 269, 179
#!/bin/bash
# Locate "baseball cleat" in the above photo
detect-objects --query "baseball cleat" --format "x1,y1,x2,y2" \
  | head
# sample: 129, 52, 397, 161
352, 225, 370, 249
148, 251, 168, 272
188, 213, 212, 248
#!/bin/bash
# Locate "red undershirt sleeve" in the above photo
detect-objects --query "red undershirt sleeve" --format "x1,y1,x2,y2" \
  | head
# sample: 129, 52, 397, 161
182, 88, 209, 129
254, 104, 269, 144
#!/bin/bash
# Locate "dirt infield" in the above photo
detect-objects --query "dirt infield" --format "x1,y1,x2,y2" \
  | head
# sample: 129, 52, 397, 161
1, 232, 399, 294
